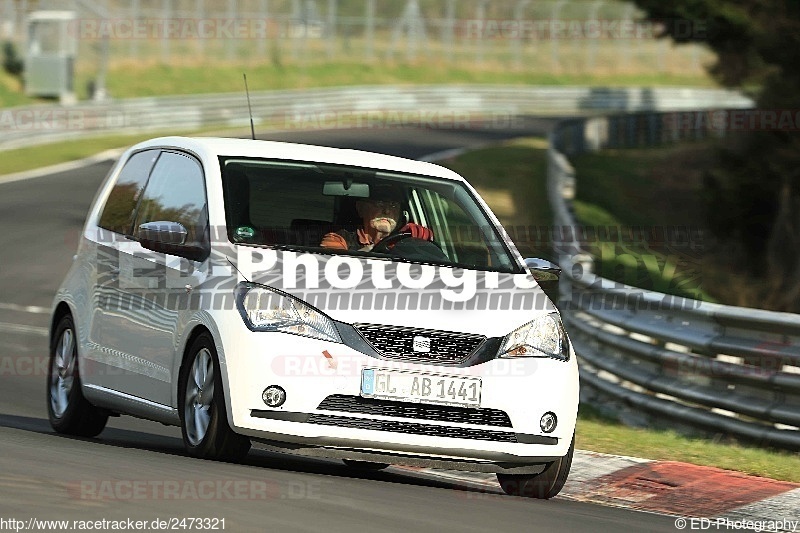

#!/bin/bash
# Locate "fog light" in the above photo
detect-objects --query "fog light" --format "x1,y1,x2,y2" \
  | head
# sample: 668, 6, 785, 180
262, 386, 286, 407
540, 412, 557, 433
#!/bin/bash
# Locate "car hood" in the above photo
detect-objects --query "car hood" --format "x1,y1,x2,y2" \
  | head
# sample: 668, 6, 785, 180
228, 247, 557, 338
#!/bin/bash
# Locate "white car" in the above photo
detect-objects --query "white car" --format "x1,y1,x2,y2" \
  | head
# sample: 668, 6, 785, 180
48, 137, 579, 499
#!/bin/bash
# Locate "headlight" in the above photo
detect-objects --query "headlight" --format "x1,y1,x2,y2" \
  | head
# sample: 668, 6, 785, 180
499, 313, 570, 361
235, 283, 342, 344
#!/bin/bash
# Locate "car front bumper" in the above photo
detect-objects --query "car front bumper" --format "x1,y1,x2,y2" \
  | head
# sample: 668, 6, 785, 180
219, 321, 579, 472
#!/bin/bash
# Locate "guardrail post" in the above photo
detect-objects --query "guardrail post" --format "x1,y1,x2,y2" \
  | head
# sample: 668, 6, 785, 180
160, 0, 170, 63
647, 112, 659, 146
364, 0, 375, 61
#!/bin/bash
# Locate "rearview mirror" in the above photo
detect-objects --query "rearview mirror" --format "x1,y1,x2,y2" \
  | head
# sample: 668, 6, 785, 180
138, 221, 209, 262
323, 181, 370, 198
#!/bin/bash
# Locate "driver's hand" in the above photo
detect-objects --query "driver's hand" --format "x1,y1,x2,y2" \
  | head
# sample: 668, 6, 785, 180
400, 223, 434, 241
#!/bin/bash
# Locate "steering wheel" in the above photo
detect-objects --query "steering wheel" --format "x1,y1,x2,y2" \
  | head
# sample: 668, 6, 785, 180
372, 232, 415, 253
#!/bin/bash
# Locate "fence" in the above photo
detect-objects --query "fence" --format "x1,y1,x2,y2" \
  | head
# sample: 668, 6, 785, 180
548, 109, 800, 450
2, 0, 712, 81
0, 85, 753, 150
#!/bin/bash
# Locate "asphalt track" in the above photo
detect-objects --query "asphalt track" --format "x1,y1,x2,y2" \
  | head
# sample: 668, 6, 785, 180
0, 123, 680, 532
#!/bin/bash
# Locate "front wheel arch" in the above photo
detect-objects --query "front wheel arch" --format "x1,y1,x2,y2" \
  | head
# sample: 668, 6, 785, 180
51, 301, 73, 338
176, 325, 232, 419
177, 329, 250, 462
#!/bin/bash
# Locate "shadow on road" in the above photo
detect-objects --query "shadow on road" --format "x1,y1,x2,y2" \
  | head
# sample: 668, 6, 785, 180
0, 412, 503, 496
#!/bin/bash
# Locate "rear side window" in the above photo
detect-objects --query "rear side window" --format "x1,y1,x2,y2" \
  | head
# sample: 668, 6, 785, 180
133, 151, 208, 248
98, 150, 160, 234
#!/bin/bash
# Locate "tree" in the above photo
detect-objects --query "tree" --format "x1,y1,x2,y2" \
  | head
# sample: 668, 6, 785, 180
2, 41, 23, 77
632, 0, 800, 311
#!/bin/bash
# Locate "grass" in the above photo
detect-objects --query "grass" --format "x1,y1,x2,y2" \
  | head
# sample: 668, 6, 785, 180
0, 71, 33, 108
569, 142, 721, 301
577, 405, 800, 483
436, 137, 554, 261
438, 137, 716, 301
2, 13, 717, 106
1, 58, 716, 107
0, 133, 158, 176
570, 144, 710, 228
0, 126, 250, 176
72, 62, 715, 101
568, 140, 768, 306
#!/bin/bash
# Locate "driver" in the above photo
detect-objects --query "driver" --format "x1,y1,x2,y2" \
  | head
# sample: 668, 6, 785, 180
320, 183, 433, 251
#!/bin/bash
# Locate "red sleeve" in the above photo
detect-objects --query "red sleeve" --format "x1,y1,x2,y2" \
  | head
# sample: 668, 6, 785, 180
400, 223, 434, 241
320, 232, 348, 249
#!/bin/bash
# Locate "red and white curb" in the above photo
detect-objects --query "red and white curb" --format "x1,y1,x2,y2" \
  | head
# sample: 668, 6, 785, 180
391, 450, 800, 531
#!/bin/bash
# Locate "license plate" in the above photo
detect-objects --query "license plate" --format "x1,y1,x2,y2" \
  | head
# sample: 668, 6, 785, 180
361, 369, 481, 408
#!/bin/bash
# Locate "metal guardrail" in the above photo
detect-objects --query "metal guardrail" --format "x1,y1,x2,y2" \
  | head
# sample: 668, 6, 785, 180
548, 108, 800, 450
0, 85, 752, 151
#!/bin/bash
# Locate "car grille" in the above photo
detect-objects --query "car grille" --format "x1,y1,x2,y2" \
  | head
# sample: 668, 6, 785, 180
353, 323, 486, 365
317, 395, 512, 428
306, 414, 518, 443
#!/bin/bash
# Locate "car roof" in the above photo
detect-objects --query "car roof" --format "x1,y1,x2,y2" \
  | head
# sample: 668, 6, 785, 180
130, 136, 467, 182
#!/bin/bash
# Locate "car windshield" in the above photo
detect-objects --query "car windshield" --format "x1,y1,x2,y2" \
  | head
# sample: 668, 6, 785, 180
219, 157, 522, 273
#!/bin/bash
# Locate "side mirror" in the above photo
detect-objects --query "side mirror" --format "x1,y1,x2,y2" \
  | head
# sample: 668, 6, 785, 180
138, 221, 209, 262
524, 257, 561, 303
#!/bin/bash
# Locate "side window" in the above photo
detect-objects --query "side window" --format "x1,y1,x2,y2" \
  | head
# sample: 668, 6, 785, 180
97, 150, 160, 235
416, 188, 493, 268
133, 151, 208, 248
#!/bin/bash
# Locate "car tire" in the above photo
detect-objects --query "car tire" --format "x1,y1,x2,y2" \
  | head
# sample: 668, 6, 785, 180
342, 459, 390, 471
47, 314, 109, 437
179, 332, 250, 462
497, 433, 574, 499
